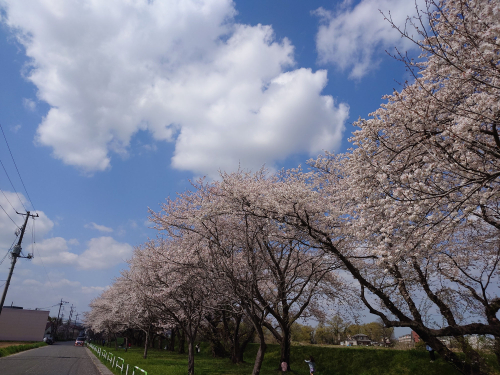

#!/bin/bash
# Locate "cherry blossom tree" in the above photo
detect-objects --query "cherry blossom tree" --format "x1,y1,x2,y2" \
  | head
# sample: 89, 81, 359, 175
343, 0, 500, 371
85, 287, 125, 348
188, 158, 497, 375
85, 275, 163, 358
241, 1, 500, 373
128, 239, 210, 375
150, 173, 351, 373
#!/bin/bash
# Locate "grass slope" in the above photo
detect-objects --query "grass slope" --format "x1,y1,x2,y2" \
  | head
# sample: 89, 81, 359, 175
0, 342, 47, 357
91, 342, 472, 375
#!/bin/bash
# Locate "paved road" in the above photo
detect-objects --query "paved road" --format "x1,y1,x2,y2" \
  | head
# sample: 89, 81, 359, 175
0, 341, 108, 375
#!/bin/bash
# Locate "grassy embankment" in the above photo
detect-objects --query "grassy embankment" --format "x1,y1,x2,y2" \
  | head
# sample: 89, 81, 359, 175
0, 341, 47, 357
90, 342, 496, 375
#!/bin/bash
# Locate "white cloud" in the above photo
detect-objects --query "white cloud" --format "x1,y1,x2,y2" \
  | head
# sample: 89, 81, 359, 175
84, 222, 113, 233
33, 237, 78, 266
1, 0, 348, 177
22, 277, 80, 288
11, 124, 21, 133
33, 236, 132, 270
22, 98, 36, 111
77, 236, 133, 270
22, 279, 43, 286
9, 272, 106, 313
314, 0, 424, 79
50, 278, 81, 288
81, 285, 107, 294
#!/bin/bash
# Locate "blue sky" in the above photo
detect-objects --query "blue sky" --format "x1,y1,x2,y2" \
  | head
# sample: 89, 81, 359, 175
0, 0, 422, 325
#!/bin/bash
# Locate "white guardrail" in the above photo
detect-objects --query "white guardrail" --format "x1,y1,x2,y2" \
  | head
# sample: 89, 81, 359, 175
88, 343, 148, 375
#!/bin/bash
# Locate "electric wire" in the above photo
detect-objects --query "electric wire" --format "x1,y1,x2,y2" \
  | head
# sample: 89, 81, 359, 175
0, 123, 36, 213
0, 158, 27, 212
0, 236, 17, 266
0, 251, 10, 266
0, 188, 18, 213
0, 201, 20, 228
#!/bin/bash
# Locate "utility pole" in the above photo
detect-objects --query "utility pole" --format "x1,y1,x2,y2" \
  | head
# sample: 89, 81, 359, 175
65, 304, 74, 340
72, 312, 79, 339
0, 211, 38, 316
55, 298, 68, 340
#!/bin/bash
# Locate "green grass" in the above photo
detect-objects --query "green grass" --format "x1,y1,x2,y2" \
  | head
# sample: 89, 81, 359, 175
89, 342, 486, 375
0, 342, 47, 357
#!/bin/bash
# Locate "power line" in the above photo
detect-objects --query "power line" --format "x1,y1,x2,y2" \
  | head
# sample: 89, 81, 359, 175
0, 188, 18, 213
0, 239, 14, 266
0, 201, 20, 228
0, 159, 27, 212
0, 124, 36, 213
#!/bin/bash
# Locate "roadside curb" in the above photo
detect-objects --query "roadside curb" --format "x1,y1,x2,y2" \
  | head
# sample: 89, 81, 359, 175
86, 347, 114, 375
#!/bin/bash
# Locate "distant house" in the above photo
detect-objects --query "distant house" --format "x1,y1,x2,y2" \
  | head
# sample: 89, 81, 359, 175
342, 334, 372, 346
397, 331, 419, 347
397, 334, 412, 344
352, 334, 372, 345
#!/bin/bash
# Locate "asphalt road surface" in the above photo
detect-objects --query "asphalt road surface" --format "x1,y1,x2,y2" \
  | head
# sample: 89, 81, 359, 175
0, 341, 109, 375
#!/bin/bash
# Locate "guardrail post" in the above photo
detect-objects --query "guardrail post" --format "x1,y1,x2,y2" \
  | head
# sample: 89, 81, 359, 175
115, 357, 125, 374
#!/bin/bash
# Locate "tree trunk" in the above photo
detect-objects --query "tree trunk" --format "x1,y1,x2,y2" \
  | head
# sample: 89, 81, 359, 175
279, 325, 292, 371
210, 339, 227, 358
170, 328, 176, 352
229, 315, 241, 363
178, 329, 186, 354
456, 336, 484, 373
206, 315, 227, 358
251, 326, 267, 375
143, 330, 149, 359
114, 333, 118, 350
149, 334, 155, 348
187, 336, 195, 375
417, 329, 487, 375
237, 325, 256, 363
231, 332, 240, 363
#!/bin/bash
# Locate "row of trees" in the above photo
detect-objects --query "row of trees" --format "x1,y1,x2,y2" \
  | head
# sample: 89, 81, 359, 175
86, 1, 500, 374
288, 319, 394, 346
84, 186, 348, 375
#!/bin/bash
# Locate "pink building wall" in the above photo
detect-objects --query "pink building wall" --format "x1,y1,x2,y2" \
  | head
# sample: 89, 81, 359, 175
0, 308, 49, 341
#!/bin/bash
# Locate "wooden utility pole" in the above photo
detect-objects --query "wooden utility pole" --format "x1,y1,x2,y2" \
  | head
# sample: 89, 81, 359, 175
0, 211, 38, 316
55, 298, 68, 340
72, 312, 79, 339
65, 304, 74, 339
